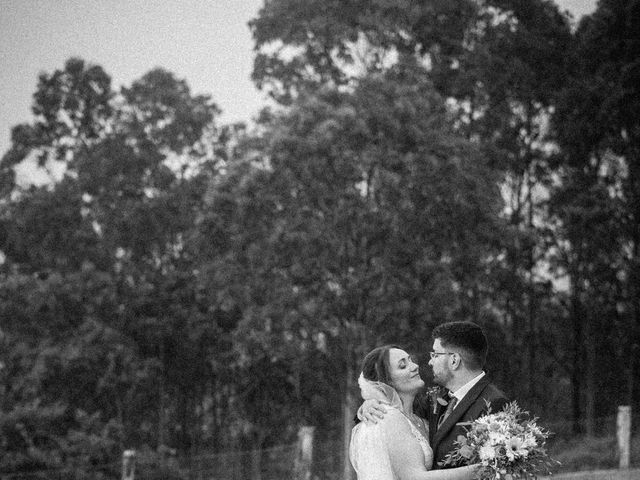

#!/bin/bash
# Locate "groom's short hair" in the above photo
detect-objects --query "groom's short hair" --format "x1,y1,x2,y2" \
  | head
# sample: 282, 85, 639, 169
432, 321, 487, 370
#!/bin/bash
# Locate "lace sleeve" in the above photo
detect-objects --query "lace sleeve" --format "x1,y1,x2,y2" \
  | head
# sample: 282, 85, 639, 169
350, 422, 396, 480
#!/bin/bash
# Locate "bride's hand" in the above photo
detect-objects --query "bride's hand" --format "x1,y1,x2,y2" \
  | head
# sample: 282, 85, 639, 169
466, 463, 483, 477
358, 398, 389, 424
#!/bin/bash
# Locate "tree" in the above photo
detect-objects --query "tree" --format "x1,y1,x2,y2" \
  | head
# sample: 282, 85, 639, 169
199, 63, 503, 477
0, 58, 224, 475
552, 0, 640, 431
249, 0, 575, 417
250, 0, 480, 102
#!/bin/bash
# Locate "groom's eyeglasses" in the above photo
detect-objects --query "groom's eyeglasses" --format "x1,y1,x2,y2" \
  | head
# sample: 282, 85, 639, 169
429, 351, 455, 359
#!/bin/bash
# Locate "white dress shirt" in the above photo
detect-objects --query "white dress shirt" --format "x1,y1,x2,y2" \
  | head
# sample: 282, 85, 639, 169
450, 371, 485, 409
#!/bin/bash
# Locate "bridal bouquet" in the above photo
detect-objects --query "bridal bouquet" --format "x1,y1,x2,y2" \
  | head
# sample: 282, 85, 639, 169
441, 402, 557, 479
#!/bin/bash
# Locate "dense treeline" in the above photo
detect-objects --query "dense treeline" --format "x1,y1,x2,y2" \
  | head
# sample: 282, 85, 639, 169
0, 0, 638, 477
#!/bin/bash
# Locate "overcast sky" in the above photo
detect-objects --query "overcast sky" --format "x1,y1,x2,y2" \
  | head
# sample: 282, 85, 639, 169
1, 0, 596, 164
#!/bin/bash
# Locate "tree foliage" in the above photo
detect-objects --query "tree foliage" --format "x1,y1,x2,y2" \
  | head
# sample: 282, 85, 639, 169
0, 0, 639, 476
0, 58, 223, 475
551, 0, 640, 430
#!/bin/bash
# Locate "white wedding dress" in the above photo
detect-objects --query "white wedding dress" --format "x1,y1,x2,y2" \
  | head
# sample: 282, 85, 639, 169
350, 375, 434, 480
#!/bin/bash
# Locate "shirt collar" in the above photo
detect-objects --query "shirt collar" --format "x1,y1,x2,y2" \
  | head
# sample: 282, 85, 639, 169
451, 371, 485, 403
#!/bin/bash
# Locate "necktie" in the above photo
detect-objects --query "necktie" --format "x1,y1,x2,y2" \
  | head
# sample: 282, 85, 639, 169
438, 395, 458, 429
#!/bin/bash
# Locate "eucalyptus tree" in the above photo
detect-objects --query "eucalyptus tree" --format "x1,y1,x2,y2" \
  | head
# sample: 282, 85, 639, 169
551, 0, 640, 432
0, 58, 222, 473
457, 1, 571, 408
249, 1, 574, 414
198, 62, 502, 476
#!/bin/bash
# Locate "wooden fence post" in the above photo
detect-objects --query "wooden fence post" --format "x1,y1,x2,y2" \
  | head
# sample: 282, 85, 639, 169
617, 405, 631, 469
294, 426, 315, 480
122, 449, 136, 480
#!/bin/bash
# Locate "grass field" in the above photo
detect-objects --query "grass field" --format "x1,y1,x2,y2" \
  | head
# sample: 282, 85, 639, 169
547, 468, 640, 480
549, 434, 639, 473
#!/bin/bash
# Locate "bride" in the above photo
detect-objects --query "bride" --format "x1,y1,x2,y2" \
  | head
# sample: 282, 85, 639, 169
350, 345, 477, 480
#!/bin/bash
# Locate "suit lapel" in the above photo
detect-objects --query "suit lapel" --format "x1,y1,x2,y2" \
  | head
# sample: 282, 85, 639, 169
429, 395, 447, 443
432, 376, 490, 447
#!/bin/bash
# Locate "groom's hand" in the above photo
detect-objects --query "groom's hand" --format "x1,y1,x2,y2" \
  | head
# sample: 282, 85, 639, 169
357, 399, 388, 424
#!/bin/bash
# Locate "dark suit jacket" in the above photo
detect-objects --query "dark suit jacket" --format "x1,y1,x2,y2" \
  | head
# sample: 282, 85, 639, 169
414, 376, 509, 469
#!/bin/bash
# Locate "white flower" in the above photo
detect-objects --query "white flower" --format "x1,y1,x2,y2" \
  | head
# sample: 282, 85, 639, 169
441, 402, 554, 476
522, 433, 537, 449
489, 431, 507, 446
529, 425, 543, 436
479, 444, 497, 461
506, 437, 529, 461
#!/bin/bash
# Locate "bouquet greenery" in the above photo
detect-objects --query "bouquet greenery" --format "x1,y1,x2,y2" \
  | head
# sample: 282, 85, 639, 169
441, 402, 558, 479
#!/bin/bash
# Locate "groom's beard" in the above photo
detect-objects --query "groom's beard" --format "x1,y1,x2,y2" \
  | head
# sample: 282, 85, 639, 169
432, 368, 453, 388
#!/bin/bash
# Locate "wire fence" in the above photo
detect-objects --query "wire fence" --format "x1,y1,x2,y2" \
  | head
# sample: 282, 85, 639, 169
169, 443, 301, 480
0, 462, 121, 480
0, 443, 303, 480
1, 415, 638, 480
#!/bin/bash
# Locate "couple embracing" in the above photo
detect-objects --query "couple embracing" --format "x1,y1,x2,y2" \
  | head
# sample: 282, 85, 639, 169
350, 321, 509, 480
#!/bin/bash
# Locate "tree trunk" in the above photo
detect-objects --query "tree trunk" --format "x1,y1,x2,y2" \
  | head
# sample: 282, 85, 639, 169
570, 286, 583, 434
526, 268, 537, 404
250, 430, 265, 480
628, 222, 640, 406
584, 313, 596, 436
158, 342, 167, 448
116, 398, 125, 451
627, 344, 637, 408
342, 363, 355, 480
526, 164, 537, 404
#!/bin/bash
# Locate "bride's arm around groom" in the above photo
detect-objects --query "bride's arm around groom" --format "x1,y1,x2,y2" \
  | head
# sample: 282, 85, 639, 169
378, 408, 480, 480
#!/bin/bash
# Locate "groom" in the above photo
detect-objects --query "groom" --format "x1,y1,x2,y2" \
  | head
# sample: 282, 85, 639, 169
359, 321, 509, 467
